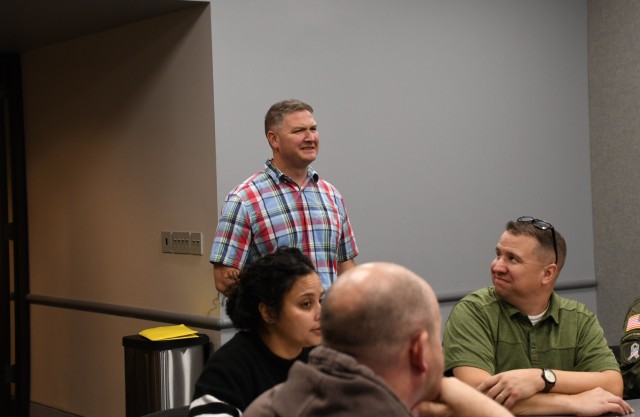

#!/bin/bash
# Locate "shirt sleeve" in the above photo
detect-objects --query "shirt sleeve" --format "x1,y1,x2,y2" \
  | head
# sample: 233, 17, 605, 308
336, 194, 358, 262
620, 299, 640, 399
574, 309, 621, 372
210, 194, 253, 268
188, 394, 241, 417
443, 299, 497, 375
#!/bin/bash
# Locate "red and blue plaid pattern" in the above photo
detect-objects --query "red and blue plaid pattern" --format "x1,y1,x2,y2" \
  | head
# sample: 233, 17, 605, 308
211, 160, 358, 289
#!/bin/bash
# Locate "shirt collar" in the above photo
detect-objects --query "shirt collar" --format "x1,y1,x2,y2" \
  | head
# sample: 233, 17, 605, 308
497, 289, 560, 324
264, 159, 319, 184
545, 292, 561, 324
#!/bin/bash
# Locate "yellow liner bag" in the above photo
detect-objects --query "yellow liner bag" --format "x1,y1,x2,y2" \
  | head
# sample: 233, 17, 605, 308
139, 324, 199, 341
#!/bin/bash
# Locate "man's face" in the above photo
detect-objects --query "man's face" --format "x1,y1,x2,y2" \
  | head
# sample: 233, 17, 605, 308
268, 110, 319, 171
490, 231, 548, 303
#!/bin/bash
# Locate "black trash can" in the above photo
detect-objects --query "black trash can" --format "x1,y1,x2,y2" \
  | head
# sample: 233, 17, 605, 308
122, 334, 210, 417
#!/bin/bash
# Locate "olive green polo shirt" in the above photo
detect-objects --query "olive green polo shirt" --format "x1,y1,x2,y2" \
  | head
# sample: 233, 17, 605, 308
444, 287, 619, 375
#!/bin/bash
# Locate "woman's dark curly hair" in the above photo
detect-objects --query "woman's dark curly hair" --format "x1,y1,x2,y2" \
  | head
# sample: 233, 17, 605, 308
225, 247, 317, 330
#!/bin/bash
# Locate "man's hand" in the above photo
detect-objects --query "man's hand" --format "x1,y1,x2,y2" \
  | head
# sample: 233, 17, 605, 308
213, 264, 240, 297
413, 377, 513, 417
477, 369, 543, 409
567, 387, 634, 416
453, 366, 632, 415
507, 386, 634, 416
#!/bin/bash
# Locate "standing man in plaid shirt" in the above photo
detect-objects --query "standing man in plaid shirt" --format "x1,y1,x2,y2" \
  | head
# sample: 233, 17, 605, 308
211, 99, 358, 296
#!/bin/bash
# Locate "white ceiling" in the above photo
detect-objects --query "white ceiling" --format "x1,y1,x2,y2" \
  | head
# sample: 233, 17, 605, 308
0, 0, 208, 53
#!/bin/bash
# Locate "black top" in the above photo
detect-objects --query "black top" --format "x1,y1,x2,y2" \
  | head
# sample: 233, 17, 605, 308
189, 331, 310, 417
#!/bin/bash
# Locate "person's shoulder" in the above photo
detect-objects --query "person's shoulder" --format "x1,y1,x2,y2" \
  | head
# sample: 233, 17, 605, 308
459, 286, 498, 305
621, 297, 640, 338
449, 287, 500, 321
211, 331, 260, 361
315, 176, 336, 188
624, 296, 640, 317
552, 292, 594, 315
228, 171, 270, 193
312, 172, 344, 194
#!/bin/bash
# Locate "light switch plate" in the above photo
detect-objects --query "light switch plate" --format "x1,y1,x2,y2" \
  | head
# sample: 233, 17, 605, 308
190, 232, 203, 255
161, 231, 172, 253
172, 232, 191, 254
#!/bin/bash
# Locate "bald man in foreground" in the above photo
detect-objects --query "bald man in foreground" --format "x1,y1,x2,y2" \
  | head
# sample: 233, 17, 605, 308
243, 262, 514, 417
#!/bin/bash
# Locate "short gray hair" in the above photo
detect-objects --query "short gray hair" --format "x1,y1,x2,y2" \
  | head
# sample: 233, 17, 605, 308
264, 99, 314, 136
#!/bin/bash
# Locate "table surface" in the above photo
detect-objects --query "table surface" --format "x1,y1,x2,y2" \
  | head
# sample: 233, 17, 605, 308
523, 397, 640, 417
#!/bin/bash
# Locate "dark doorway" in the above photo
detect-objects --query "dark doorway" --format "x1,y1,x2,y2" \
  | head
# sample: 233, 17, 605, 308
1, 53, 31, 417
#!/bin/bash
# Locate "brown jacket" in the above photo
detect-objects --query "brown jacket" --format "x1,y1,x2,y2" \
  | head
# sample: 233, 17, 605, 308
244, 346, 413, 417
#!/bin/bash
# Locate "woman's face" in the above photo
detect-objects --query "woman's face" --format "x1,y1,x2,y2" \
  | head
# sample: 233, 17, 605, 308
265, 272, 323, 358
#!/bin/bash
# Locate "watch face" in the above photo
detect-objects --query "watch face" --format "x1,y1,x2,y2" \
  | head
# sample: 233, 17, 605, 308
544, 369, 556, 383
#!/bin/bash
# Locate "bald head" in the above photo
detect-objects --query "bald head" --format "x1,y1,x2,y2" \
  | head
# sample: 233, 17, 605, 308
321, 262, 439, 361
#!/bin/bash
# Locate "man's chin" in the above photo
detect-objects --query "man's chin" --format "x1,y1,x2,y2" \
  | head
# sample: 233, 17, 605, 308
300, 150, 317, 159
492, 279, 509, 294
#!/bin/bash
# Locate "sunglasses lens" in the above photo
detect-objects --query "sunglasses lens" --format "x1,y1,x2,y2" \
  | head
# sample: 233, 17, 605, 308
532, 220, 553, 230
517, 217, 552, 230
517, 216, 535, 222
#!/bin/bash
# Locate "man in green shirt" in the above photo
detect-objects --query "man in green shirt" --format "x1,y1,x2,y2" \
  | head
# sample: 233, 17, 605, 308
444, 217, 633, 416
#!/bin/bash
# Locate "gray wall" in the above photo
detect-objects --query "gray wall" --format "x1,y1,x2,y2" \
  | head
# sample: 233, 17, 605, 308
589, 0, 640, 344
211, 0, 597, 316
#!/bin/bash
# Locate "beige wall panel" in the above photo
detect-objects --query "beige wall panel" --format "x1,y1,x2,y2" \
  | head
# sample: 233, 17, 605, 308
22, 5, 218, 416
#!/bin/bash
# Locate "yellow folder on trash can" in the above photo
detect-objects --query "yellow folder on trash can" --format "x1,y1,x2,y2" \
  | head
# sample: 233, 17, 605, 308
139, 324, 199, 341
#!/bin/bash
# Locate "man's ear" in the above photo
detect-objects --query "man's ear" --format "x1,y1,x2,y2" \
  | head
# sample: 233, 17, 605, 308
267, 131, 278, 149
258, 303, 276, 324
542, 264, 557, 284
409, 331, 429, 372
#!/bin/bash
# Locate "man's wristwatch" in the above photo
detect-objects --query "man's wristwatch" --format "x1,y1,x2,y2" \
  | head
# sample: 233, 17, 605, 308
541, 368, 556, 393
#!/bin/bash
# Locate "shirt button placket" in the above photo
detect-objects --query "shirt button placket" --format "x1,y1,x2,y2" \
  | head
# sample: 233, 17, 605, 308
529, 332, 539, 366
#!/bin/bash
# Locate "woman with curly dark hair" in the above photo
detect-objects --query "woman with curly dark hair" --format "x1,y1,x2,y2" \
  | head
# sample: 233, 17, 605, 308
189, 247, 323, 417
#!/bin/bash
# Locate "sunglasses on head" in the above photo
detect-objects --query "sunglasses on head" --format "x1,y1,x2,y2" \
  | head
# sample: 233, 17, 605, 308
516, 216, 558, 264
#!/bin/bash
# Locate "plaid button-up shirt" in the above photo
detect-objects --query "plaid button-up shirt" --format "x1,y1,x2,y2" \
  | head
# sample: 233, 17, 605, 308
211, 160, 358, 289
